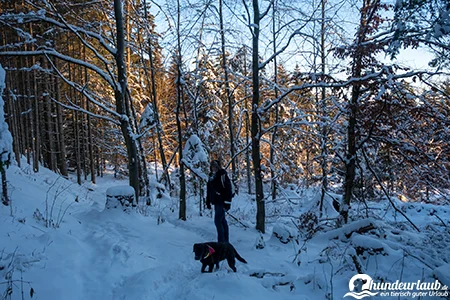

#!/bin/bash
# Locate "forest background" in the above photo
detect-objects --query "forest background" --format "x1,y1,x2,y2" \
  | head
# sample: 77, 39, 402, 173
0, 0, 449, 233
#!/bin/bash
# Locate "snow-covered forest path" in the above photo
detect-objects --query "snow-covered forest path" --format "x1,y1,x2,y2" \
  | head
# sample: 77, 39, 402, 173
66, 184, 308, 300
1, 165, 305, 300
2, 164, 450, 300
68, 195, 300, 300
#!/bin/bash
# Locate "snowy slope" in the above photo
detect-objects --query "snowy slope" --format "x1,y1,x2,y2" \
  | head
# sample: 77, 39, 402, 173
1, 161, 450, 300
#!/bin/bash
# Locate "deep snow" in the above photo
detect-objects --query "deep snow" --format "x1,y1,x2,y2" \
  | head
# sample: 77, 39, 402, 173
1, 161, 450, 300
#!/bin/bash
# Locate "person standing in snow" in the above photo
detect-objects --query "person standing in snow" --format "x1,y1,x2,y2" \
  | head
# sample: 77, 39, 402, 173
206, 159, 232, 243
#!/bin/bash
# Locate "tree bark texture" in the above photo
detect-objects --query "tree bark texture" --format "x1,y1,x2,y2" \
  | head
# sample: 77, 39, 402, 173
252, 0, 265, 233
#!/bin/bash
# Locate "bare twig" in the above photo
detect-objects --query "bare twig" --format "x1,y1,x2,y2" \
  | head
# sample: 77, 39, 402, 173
402, 249, 436, 269
430, 211, 448, 228
226, 211, 249, 228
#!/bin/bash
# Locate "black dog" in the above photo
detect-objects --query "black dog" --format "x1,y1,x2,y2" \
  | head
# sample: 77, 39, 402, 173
193, 242, 247, 273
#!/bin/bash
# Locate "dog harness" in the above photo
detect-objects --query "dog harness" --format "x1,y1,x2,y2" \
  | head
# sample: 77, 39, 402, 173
204, 244, 215, 259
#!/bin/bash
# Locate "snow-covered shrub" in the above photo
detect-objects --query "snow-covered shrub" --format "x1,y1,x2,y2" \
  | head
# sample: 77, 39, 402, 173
106, 186, 136, 211
0, 250, 36, 299
42, 177, 76, 228
182, 134, 208, 211
298, 211, 319, 239
272, 221, 299, 244
182, 134, 208, 179
33, 208, 46, 226
255, 234, 266, 249
139, 103, 156, 130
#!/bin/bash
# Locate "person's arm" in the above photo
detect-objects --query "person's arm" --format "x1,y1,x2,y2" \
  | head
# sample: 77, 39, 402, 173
222, 173, 232, 200
222, 173, 232, 211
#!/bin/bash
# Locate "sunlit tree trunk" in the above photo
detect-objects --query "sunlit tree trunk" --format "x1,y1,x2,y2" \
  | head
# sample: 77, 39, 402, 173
270, 0, 279, 201
114, 0, 140, 202
219, 0, 236, 179
319, 0, 329, 213
176, 0, 186, 220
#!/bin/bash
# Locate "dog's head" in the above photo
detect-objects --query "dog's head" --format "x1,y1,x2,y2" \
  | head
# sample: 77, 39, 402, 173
193, 243, 206, 260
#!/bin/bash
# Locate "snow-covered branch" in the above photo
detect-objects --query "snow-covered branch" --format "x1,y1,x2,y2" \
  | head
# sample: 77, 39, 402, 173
262, 68, 448, 113
45, 55, 121, 121
0, 50, 116, 88
0, 10, 116, 55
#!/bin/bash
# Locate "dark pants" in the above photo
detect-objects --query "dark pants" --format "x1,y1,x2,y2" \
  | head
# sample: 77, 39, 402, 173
214, 204, 229, 243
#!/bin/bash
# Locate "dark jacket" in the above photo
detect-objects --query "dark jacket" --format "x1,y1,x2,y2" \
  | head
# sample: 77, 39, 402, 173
206, 168, 232, 207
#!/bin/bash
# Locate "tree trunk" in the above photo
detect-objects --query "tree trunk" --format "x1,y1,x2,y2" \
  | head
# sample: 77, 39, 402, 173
44, 59, 56, 172
143, 0, 169, 188
96, 146, 101, 177
243, 47, 252, 195
81, 46, 96, 184
86, 91, 96, 184
219, 0, 236, 178
319, 0, 328, 213
125, 2, 150, 200
1, 168, 8, 206
25, 52, 33, 166
130, 97, 151, 201
74, 103, 82, 185
176, 0, 186, 220
341, 84, 359, 223
7, 74, 21, 167
16, 58, 25, 165
68, 52, 82, 185
270, 1, 279, 201
55, 94, 68, 178
114, 0, 140, 203
340, 0, 378, 223
81, 86, 88, 181
251, 0, 265, 233
31, 30, 40, 173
